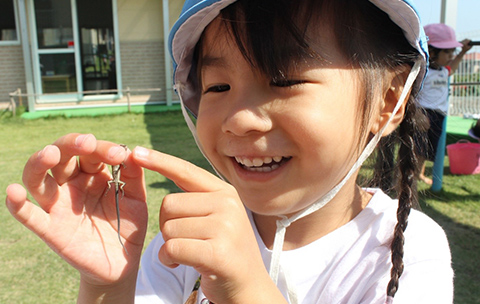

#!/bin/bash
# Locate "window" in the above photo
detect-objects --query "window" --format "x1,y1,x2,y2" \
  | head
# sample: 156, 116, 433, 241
0, 0, 19, 44
77, 0, 117, 93
34, 0, 77, 94
34, 0, 73, 49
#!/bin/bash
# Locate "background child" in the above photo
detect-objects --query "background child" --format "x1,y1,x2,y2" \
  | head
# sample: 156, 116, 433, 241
6, 1, 453, 303
416, 23, 472, 185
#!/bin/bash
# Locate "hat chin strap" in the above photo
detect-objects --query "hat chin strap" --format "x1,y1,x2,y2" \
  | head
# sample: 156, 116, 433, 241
178, 60, 421, 288
268, 60, 421, 285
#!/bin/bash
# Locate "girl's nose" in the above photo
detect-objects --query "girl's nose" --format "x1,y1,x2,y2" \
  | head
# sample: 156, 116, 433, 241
221, 92, 273, 137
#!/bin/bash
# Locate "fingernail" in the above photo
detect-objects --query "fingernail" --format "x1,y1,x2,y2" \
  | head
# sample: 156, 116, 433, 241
108, 146, 126, 160
134, 146, 150, 159
37, 144, 54, 160
37, 145, 48, 159
75, 134, 89, 147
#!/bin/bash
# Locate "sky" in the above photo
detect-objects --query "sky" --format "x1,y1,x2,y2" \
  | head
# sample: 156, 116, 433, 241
415, 0, 480, 36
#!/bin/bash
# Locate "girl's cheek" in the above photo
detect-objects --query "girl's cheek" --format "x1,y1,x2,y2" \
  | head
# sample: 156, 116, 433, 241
195, 114, 213, 151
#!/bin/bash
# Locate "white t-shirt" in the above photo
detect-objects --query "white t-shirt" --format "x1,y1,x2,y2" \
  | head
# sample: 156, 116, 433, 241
135, 189, 453, 303
416, 67, 450, 114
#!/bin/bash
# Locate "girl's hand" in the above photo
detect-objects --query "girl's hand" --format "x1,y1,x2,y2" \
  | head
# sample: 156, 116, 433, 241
6, 134, 148, 292
132, 147, 286, 304
460, 39, 473, 52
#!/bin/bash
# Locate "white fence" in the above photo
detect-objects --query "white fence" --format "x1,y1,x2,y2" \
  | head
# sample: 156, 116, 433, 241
449, 30, 480, 117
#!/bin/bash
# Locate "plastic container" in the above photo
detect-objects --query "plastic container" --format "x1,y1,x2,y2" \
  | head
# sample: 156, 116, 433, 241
446, 140, 480, 175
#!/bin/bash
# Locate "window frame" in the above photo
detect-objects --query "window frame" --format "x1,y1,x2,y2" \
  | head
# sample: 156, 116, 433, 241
0, 0, 21, 46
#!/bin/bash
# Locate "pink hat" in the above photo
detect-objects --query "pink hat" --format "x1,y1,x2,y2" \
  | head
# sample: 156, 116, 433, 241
424, 23, 463, 49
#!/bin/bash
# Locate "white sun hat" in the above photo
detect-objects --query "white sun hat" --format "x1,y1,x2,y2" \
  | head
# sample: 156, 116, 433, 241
169, 0, 429, 118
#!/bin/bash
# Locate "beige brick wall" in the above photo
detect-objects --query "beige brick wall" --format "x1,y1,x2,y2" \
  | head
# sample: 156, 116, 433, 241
119, 40, 167, 103
0, 45, 27, 108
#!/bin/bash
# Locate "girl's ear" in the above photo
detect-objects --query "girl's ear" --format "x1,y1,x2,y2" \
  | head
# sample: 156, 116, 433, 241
370, 67, 412, 136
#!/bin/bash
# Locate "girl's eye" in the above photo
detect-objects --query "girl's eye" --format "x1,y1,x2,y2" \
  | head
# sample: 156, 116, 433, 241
271, 79, 305, 88
204, 84, 230, 94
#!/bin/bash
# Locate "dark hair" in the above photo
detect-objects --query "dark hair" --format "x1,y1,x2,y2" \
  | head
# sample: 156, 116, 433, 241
427, 45, 446, 66
196, 0, 422, 299
372, 101, 422, 298
428, 46, 442, 61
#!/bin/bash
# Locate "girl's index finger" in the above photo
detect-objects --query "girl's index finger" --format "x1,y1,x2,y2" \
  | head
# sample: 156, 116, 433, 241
77, 140, 129, 174
132, 146, 225, 193
115, 150, 146, 202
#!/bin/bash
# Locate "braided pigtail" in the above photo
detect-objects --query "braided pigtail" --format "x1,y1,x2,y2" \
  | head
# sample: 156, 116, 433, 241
371, 134, 397, 195
386, 99, 420, 298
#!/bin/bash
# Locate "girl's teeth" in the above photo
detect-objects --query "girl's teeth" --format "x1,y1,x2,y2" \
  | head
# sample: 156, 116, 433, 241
263, 157, 273, 164
253, 158, 263, 166
245, 163, 281, 172
235, 156, 285, 167
244, 158, 254, 166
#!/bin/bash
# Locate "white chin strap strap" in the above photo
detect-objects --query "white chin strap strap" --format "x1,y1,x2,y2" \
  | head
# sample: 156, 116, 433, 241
269, 60, 421, 286
178, 60, 421, 299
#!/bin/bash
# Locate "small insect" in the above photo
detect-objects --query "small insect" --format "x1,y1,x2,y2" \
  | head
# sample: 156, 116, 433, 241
106, 144, 128, 254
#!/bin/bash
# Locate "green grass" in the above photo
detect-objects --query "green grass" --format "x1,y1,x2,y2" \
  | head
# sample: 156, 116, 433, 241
0, 111, 479, 303
417, 165, 480, 304
0, 111, 212, 303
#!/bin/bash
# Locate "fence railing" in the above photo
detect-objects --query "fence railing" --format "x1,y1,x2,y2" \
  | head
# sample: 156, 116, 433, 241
8, 87, 163, 115
450, 31, 480, 117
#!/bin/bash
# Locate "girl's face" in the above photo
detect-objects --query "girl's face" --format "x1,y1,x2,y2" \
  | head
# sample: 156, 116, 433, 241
435, 48, 456, 67
195, 19, 372, 216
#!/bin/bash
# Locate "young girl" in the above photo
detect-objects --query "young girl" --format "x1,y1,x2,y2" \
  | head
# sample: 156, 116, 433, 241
416, 23, 472, 185
6, 0, 453, 303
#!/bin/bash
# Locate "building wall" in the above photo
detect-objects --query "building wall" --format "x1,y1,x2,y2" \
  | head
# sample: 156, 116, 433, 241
119, 40, 165, 102
116, 0, 183, 103
117, 0, 183, 40
0, 45, 26, 108
0, 0, 185, 110
117, 0, 164, 41
168, 0, 185, 28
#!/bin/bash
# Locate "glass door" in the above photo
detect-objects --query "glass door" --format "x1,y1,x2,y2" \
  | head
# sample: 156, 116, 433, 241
33, 0, 77, 96
31, 0, 118, 102
77, 0, 117, 95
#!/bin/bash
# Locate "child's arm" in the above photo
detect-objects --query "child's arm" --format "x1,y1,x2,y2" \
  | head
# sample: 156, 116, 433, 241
132, 147, 288, 304
5, 133, 148, 304
449, 39, 473, 75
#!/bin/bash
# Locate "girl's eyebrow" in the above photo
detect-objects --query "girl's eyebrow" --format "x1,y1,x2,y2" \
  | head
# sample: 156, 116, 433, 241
201, 55, 230, 69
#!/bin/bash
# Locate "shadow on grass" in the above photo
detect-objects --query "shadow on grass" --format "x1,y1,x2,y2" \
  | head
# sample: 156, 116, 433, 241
421, 184, 480, 203
143, 111, 213, 171
143, 110, 216, 194
149, 181, 183, 193
421, 164, 480, 199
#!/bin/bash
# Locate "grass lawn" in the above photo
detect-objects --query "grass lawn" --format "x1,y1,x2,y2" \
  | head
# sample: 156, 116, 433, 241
417, 170, 480, 303
0, 110, 479, 303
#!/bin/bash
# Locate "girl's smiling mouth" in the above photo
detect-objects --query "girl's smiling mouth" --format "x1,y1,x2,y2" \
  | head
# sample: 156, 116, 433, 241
234, 156, 292, 172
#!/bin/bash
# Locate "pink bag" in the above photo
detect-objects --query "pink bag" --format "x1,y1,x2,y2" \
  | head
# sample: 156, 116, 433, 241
447, 140, 480, 175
